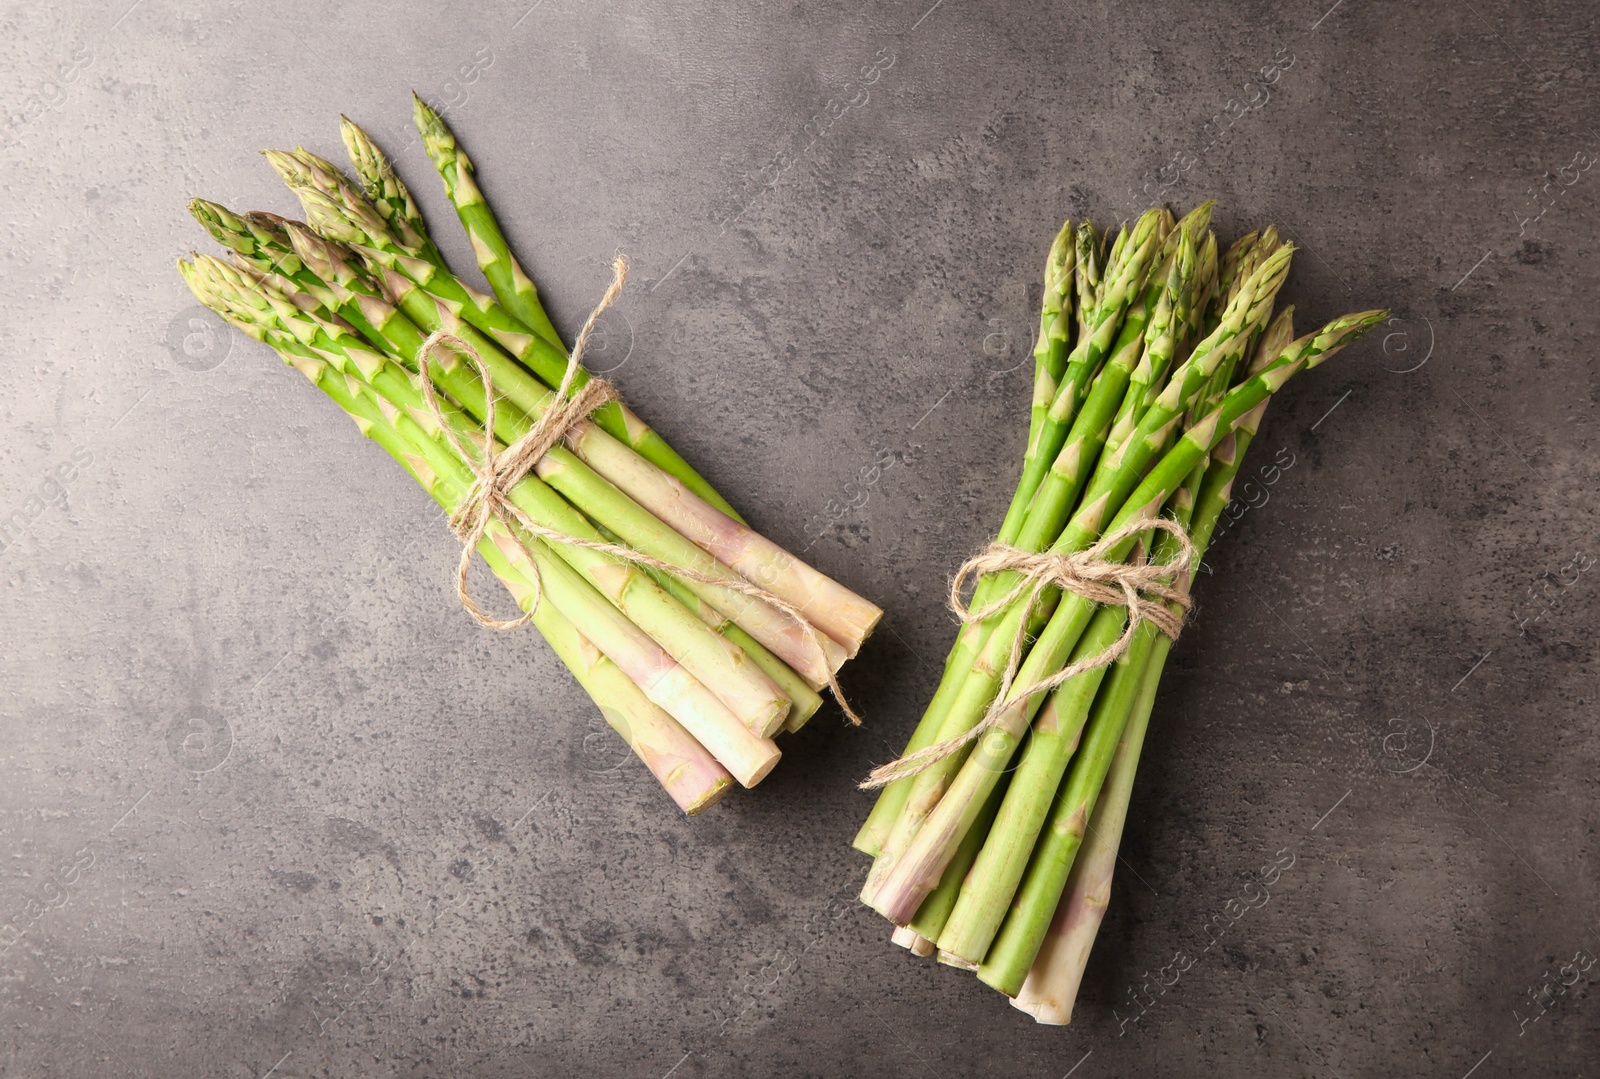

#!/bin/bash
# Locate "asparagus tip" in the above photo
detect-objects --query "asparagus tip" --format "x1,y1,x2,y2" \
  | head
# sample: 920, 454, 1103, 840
412, 93, 458, 167
412, 91, 439, 126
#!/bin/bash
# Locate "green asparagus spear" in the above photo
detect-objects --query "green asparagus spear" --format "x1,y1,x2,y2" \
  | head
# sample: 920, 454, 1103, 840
408, 97, 564, 349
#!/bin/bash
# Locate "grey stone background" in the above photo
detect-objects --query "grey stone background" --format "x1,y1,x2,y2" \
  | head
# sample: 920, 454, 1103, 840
1, 0, 1596, 1075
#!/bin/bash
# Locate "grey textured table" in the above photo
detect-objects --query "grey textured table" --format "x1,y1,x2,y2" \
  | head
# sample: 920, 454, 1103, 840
3, 0, 1597, 1075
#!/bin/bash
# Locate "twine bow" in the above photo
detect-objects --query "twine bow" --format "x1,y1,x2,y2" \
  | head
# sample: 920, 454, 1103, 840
859, 516, 1193, 788
414, 255, 862, 725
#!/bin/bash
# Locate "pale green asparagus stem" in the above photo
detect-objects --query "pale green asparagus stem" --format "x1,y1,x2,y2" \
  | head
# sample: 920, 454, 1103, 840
1008, 431, 1251, 1018
905, 762, 1013, 943
1007, 633, 1167, 1019
942, 589, 1162, 965
1008, 311, 1301, 1015
940, 459, 1208, 965
636, 555, 824, 729
531, 578, 734, 813
970, 485, 1203, 986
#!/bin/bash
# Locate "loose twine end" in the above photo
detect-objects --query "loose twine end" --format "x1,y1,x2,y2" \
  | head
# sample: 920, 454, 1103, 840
857, 517, 1194, 789
414, 254, 862, 725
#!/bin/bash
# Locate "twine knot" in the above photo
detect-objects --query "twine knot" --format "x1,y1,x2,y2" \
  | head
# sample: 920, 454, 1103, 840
859, 516, 1193, 788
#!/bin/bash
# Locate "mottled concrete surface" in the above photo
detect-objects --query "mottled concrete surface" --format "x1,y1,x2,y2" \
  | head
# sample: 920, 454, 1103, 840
1, 0, 1597, 1075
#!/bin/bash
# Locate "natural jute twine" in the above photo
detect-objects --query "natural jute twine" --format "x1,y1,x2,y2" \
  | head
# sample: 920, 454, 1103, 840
415, 255, 862, 725
858, 517, 1194, 788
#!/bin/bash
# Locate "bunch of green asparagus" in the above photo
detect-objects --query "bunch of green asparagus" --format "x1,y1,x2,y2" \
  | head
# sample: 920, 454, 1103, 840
853, 204, 1383, 1021
179, 97, 881, 814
